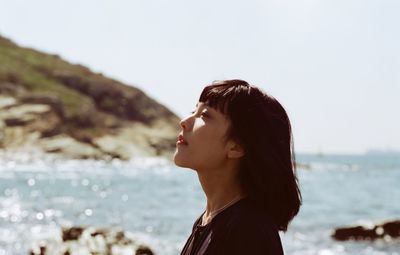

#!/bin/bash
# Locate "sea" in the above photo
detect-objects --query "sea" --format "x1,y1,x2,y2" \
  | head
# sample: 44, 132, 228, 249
0, 151, 399, 255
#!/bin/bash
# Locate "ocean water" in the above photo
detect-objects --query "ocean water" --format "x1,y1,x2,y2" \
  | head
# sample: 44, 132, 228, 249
0, 152, 399, 255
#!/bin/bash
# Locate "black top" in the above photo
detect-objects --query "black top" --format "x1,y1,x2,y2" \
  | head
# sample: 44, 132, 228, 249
180, 197, 284, 255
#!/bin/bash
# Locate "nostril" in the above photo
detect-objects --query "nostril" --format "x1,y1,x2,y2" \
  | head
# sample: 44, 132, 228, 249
180, 119, 186, 129
180, 115, 193, 131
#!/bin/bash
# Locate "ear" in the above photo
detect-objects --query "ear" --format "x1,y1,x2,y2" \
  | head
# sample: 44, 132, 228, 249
226, 140, 245, 159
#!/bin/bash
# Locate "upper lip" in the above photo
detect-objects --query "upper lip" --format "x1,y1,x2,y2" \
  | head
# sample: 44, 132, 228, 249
177, 134, 188, 144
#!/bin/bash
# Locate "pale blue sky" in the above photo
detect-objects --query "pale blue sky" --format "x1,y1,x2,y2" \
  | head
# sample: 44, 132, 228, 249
1, 0, 399, 154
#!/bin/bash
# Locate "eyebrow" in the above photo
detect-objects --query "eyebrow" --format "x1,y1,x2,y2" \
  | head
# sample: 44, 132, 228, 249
196, 102, 216, 114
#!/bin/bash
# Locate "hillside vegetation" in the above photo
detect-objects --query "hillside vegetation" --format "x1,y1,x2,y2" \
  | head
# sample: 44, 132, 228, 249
0, 35, 180, 159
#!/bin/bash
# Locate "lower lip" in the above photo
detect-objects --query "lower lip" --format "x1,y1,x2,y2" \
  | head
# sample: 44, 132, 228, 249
176, 141, 188, 146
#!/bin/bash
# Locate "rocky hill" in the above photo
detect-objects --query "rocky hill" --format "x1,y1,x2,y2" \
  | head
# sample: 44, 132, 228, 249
0, 35, 180, 160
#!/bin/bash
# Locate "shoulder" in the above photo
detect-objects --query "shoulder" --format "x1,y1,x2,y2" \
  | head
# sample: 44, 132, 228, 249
218, 198, 284, 254
228, 197, 277, 231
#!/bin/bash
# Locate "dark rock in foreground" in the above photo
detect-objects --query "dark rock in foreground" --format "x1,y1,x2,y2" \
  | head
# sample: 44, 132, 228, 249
332, 220, 400, 241
30, 226, 155, 255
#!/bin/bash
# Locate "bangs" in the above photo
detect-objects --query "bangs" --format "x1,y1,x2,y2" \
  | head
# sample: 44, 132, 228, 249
199, 80, 251, 114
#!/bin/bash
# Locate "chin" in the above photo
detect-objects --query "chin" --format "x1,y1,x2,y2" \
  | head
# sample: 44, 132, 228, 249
173, 150, 193, 169
173, 153, 186, 167
173, 150, 183, 166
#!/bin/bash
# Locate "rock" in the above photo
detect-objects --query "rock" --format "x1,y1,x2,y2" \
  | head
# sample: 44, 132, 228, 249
0, 81, 27, 96
20, 95, 65, 119
0, 104, 52, 122
4, 105, 57, 129
0, 95, 18, 109
1, 127, 42, 149
4, 117, 33, 126
29, 245, 46, 255
136, 245, 155, 255
54, 71, 165, 124
384, 221, 400, 237
62, 227, 85, 241
30, 226, 156, 255
38, 135, 106, 160
332, 220, 400, 241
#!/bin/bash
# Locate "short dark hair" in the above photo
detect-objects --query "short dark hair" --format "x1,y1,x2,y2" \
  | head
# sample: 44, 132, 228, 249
199, 79, 301, 231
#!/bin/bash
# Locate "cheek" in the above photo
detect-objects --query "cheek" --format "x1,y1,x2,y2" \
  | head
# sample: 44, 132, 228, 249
192, 118, 205, 130
194, 131, 227, 161
174, 118, 229, 169
174, 132, 226, 169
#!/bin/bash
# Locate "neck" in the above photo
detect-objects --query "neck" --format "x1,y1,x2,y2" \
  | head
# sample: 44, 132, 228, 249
197, 163, 246, 221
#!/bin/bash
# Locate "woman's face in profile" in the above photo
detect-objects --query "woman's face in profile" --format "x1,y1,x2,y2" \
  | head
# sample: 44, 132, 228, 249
174, 102, 232, 172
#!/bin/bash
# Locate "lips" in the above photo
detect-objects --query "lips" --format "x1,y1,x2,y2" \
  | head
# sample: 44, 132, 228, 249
177, 134, 188, 145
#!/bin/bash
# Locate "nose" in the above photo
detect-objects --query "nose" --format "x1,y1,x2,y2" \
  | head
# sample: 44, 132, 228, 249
180, 118, 187, 130
180, 115, 192, 131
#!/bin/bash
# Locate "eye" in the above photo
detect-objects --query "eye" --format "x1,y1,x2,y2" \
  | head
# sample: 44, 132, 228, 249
200, 112, 209, 118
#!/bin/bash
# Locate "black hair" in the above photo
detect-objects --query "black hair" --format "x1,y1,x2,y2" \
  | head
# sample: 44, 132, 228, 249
199, 79, 301, 231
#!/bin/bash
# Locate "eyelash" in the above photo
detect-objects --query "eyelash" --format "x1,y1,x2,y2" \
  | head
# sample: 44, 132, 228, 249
190, 111, 208, 118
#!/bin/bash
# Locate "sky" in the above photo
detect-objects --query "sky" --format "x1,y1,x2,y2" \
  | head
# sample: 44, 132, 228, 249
1, 0, 399, 154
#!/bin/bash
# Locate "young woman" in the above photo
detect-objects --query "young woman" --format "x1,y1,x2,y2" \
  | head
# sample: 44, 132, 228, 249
174, 79, 301, 255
